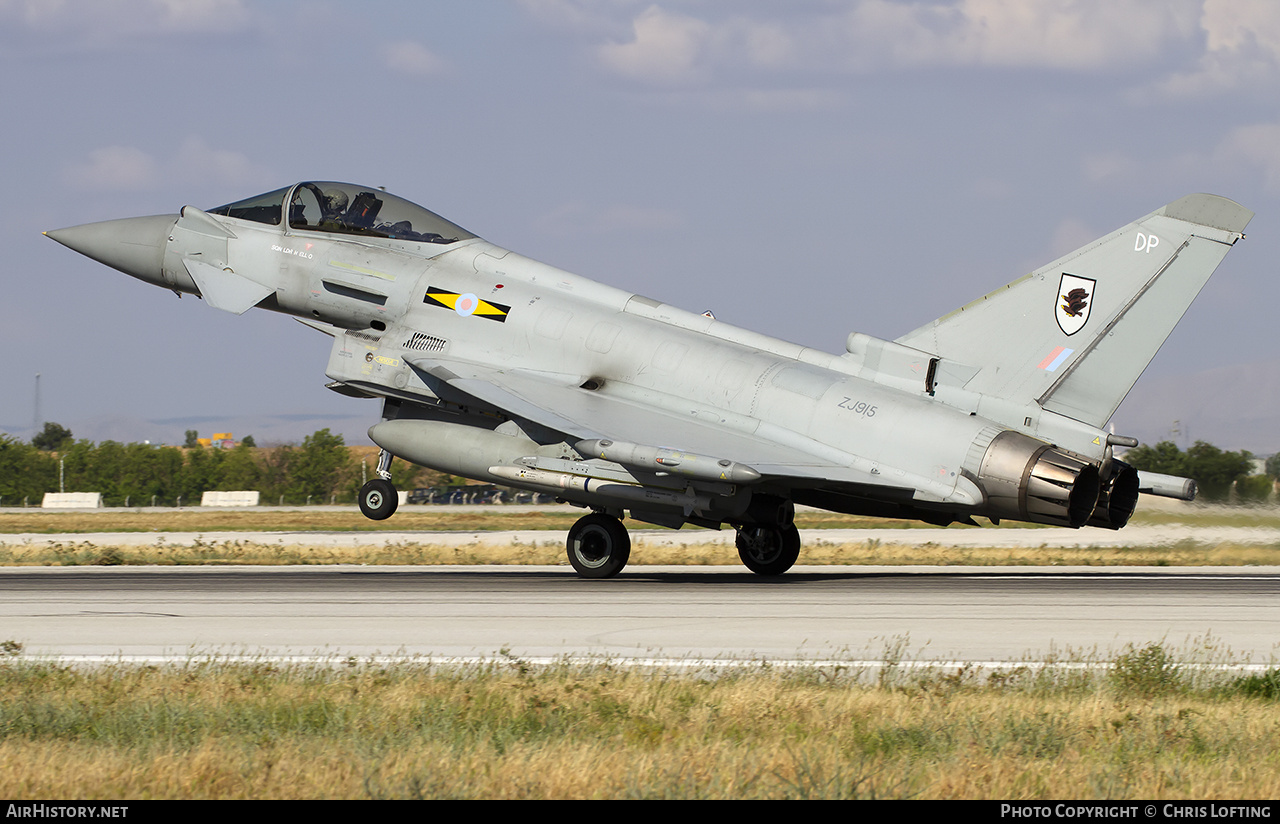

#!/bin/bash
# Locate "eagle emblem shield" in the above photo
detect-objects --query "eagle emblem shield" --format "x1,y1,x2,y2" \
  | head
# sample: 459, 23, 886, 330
1055, 273, 1095, 336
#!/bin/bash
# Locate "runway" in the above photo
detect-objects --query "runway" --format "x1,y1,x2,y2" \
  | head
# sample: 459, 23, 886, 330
2, 563, 1277, 666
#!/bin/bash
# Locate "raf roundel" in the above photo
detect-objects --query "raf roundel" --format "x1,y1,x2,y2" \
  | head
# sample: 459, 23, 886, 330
455, 293, 478, 317
423, 286, 511, 322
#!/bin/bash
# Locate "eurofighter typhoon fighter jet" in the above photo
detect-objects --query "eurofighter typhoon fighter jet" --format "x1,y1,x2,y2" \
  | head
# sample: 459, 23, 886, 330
46, 183, 1251, 577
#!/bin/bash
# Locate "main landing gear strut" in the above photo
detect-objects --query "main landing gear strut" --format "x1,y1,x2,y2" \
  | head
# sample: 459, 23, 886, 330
358, 449, 398, 521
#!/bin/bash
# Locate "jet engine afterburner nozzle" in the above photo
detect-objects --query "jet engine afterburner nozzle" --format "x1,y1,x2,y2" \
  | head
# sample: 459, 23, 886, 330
1087, 460, 1140, 530
975, 430, 1102, 528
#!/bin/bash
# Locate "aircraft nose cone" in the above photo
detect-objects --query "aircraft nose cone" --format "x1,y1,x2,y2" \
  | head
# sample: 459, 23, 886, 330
45, 214, 177, 284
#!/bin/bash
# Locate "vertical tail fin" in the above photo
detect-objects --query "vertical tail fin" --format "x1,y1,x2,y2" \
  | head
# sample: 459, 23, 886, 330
895, 194, 1252, 427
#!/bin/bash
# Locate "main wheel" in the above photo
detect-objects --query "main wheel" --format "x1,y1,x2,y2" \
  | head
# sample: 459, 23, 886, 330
358, 478, 398, 521
566, 513, 631, 578
736, 524, 801, 575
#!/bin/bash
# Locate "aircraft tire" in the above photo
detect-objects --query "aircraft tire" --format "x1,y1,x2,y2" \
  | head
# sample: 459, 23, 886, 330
566, 513, 631, 578
358, 479, 398, 521
736, 524, 801, 575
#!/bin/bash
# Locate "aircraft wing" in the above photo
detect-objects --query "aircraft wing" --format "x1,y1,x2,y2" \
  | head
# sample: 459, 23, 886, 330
409, 355, 838, 472
407, 356, 965, 504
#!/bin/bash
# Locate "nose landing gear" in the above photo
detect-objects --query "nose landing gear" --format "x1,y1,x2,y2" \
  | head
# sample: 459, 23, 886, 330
358, 478, 397, 520
358, 449, 398, 521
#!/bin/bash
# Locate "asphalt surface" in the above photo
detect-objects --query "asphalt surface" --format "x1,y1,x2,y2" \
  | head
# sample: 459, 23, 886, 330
2, 563, 1276, 665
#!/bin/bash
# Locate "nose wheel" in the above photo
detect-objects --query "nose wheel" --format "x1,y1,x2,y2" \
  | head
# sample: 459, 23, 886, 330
735, 524, 801, 575
566, 513, 631, 578
358, 450, 398, 521
358, 478, 398, 520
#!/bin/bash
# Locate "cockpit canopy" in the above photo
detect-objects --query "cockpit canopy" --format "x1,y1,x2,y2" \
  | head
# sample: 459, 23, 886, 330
208, 182, 476, 245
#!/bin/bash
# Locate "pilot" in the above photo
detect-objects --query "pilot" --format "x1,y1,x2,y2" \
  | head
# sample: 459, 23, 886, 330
320, 189, 350, 231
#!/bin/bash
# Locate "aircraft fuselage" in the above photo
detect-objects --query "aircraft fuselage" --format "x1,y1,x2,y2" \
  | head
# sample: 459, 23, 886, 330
49, 181, 1250, 576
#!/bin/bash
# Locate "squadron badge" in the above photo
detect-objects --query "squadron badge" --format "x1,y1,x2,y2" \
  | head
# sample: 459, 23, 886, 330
1055, 273, 1095, 336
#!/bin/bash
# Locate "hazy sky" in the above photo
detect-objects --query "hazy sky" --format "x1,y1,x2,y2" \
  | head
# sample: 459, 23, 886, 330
4, 1, 1278, 449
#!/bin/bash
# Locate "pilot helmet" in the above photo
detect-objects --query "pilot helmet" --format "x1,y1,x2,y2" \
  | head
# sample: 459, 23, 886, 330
322, 189, 349, 215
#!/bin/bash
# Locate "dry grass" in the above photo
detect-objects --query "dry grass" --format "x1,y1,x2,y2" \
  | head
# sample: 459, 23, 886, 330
0, 507, 1051, 535
4, 500, 1280, 535
0, 654, 1276, 799
0, 536, 1277, 568
0, 508, 587, 535
1, 506, 1096, 534
2, 502, 1279, 567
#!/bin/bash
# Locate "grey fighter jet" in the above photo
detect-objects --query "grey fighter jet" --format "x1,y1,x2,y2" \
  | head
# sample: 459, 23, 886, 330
46, 183, 1251, 577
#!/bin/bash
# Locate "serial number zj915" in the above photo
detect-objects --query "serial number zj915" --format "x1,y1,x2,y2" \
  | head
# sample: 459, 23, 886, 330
836, 397, 877, 418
